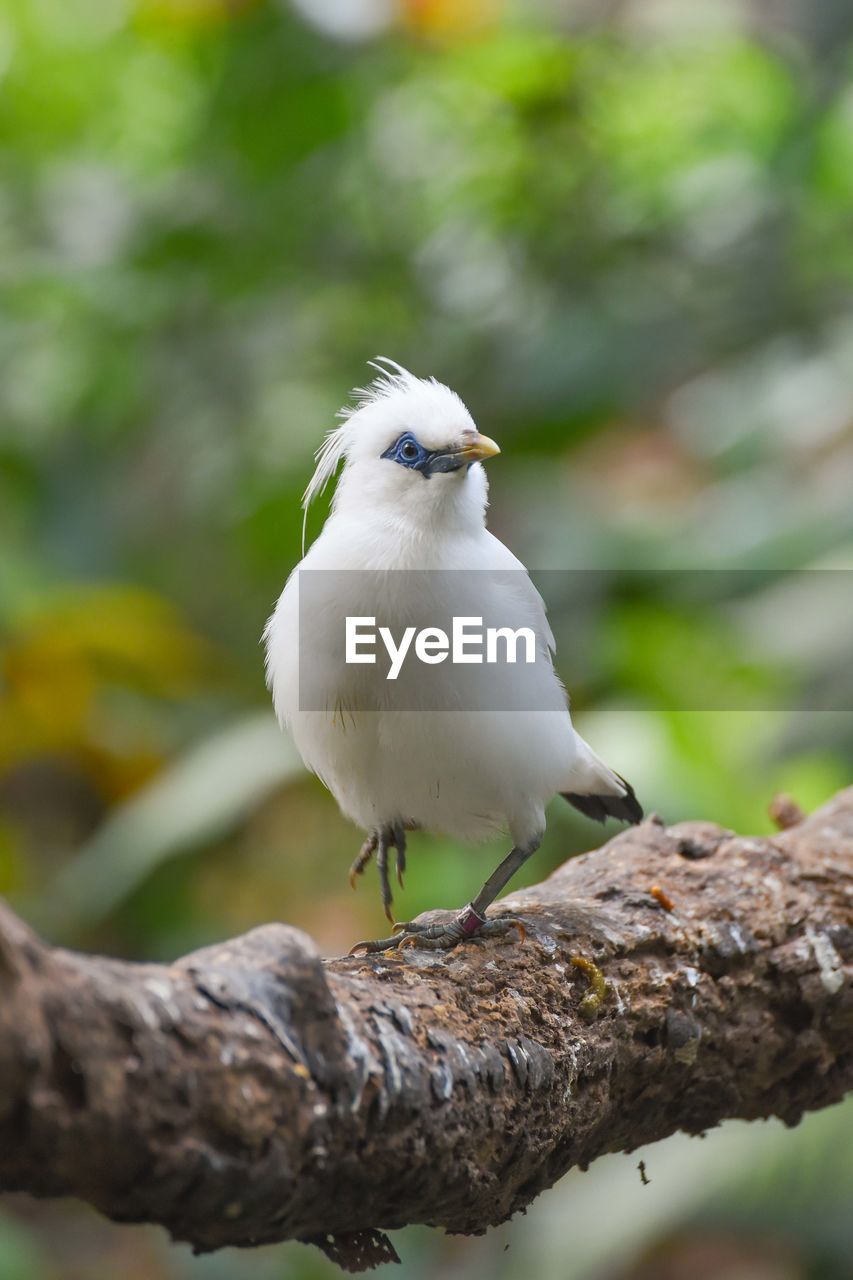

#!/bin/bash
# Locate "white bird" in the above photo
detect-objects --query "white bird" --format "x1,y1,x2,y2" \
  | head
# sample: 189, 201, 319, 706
264, 360, 642, 952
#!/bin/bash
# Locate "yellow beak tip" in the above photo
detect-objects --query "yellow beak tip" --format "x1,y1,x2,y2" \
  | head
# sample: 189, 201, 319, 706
467, 433, 501, 462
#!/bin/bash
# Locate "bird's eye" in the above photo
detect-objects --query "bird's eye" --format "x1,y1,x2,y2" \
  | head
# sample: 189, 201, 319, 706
381, 432, 426, 469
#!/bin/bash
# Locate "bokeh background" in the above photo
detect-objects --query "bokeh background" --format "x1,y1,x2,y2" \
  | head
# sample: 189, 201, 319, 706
1, 0, 851, 1277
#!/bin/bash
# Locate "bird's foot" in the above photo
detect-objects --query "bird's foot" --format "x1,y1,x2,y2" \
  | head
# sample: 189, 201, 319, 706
348, 823, 408, 923
348, 832, 378, 890
349, 904, 525, 955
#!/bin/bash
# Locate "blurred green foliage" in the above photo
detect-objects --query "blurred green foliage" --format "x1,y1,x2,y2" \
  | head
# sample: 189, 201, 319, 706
0, 0, 851, 1277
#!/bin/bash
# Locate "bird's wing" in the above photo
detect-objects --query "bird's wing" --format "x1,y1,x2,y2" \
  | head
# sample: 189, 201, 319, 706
475, 529, 557, 661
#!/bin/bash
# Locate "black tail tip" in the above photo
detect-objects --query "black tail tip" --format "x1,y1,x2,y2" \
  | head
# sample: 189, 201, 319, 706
562, 778, 643, 826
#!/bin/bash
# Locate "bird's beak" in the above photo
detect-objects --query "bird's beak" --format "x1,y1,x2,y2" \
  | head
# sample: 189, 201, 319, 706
426, 433, 502, 474
457, 433, 501, 464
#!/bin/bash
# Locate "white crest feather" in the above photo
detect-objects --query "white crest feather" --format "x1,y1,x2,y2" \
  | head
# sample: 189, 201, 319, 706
301, 357, 420, 552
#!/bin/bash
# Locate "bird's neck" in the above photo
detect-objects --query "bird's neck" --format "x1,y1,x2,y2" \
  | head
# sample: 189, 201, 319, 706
327, 467, 488, 567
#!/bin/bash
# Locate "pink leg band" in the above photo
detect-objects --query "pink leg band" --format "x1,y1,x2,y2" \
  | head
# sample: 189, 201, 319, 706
457, 904, 487, 936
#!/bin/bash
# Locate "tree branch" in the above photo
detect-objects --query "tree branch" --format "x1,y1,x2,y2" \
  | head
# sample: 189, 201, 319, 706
1, 792, 851, 1270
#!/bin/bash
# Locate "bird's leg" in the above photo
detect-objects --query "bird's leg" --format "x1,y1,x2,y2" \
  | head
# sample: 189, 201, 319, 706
392, 820, 407, 888
349, 823, 410, 920
348, 830, 378, 890
350, 838, 539, 955
375, 827, 395, 924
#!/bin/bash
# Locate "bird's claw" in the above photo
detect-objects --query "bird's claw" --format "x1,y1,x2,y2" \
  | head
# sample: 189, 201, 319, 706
349, 935, 401, 956
350, 824, 407, 919
349, 909, 526, 955
348, 832, 378, 891
391, 822, 407, 890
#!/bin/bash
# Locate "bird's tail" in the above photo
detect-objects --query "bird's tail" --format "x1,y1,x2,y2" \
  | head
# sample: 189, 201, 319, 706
561, 737, 643, 825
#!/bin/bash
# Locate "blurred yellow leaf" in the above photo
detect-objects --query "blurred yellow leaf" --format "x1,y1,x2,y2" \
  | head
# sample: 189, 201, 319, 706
0, 583, 218, 787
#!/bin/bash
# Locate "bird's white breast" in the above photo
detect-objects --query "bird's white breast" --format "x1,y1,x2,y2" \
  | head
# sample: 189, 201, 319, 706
265, 500, 581, 848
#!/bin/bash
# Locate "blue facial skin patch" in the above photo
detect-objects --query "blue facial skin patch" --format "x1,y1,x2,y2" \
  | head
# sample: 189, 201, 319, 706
381, 431, 469, 477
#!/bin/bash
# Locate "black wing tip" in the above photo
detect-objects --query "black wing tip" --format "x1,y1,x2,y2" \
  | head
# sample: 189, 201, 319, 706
562, 778, 643, 826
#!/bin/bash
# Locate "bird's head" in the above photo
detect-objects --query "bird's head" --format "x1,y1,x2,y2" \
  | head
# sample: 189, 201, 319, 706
302, 359, 500, 547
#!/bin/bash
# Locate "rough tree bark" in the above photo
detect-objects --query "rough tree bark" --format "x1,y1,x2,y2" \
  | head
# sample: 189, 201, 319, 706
1, 791, 851, 1271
